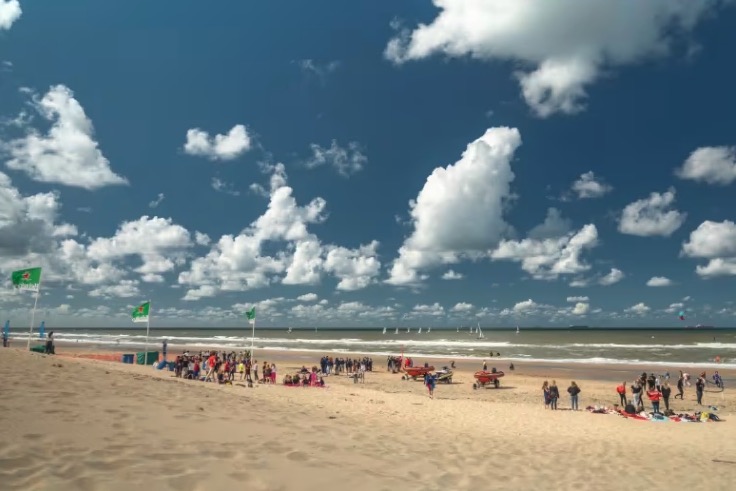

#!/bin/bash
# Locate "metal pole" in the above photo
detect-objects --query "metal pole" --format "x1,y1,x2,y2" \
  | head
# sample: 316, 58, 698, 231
27, 278, 42, 350
144, 300, 151, 365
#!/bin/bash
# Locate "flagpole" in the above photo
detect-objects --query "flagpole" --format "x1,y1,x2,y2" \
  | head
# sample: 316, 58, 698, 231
27, 277, 42, 350
144, 300, 151, 365
250, 317, 255, 361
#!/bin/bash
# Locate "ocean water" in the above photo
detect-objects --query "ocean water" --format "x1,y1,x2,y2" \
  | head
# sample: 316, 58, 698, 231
8, 327, 736, 369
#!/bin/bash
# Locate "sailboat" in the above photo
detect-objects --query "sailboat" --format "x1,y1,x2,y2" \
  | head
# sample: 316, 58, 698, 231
406, 327, 410, 333
418, 327, 423, 334
427, 327, 431, 334
516, 326, 520, 335
456, 326, 460, 333
315, 325, 318, 333
477, 322, 485, 339
394, 327, 399, 334
287, 327, 293, 334
382, 327, 387, 334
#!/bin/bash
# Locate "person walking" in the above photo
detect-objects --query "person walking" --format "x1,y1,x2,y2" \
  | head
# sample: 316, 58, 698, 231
675, 374, 685, 399
567, 381, 581, 410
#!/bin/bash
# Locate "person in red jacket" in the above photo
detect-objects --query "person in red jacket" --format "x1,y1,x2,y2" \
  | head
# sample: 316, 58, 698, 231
646, 386, 662, 414
616, 381, 627, 406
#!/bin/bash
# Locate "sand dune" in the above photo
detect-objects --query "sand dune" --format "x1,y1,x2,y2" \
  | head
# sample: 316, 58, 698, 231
1, 349, 735, 490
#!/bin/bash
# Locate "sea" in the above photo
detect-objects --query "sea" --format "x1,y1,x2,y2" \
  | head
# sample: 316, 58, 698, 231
8, 327, 736, 369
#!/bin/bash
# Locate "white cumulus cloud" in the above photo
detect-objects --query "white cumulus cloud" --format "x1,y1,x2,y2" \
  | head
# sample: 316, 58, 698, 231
682, 220, 736, 277
386, 127, 519, 285
297, 293, 318, 302
441, 269, 463, 280
571, 171, 612, 199
676, 146, 736, 185
647, 276, 673, 287
599, 268, 625, 286
567, 296, 589, 302
618, 188, 686, 237
385, 0, 731, 117
184, 124, 251, 161
4, 85, 128, 190
0, 0, 21, 30
625, 302, 650, 315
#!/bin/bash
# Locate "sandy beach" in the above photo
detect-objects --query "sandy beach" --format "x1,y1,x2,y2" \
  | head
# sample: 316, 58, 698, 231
2, 347, 736, 491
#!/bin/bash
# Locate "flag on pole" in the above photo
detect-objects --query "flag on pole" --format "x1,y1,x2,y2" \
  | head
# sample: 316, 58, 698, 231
39, 321, 45, 338
2, 321, 8, 337
246, 307, 256, 325
131, 302, 150, 323
11, 267, 42, 292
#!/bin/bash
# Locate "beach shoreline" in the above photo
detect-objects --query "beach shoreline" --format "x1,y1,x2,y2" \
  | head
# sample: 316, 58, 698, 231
47, 341, 736, 382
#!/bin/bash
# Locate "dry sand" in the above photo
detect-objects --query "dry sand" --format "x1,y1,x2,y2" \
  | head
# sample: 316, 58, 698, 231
2, 348, 736, 491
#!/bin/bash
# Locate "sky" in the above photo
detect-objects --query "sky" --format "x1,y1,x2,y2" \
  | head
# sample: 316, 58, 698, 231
1, 0, 736, 328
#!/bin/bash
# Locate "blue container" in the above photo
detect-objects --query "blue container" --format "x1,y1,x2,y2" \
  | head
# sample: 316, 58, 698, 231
122, 354, 134, 364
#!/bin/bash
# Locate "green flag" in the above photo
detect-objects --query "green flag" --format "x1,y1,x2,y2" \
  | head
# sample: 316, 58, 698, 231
245, 307, 256, 324
132, 301, 150, 323
11, 267, 42, 292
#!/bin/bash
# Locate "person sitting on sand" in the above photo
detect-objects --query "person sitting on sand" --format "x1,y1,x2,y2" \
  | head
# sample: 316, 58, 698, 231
284, 375, 293, 385
509, 363, 515, 371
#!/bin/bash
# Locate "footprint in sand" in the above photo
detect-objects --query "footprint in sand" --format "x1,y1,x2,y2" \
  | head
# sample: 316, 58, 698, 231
286, 450, 310, 462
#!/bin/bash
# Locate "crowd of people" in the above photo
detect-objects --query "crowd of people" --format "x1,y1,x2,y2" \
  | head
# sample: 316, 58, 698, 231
538, 370, 724, 415
319, 355, 373, 374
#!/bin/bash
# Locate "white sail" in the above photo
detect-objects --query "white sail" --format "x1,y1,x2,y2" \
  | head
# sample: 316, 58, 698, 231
406, 327, 410, 333
427, 327, 431, 333
287, 327, 292, 333
516, 325, 520, 334
382, 327, 387, 334
477, 322, 484, 339
418, 327, 422, 334
395, 327, 399, 334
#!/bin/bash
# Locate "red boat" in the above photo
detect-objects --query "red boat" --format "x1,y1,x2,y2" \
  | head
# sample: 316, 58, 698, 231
401, 365, 435, 381
473, 370, 505, 389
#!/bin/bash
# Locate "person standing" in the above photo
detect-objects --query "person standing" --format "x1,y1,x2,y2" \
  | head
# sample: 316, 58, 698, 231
631, 381, 643, 410
549, 380, 560, 410
661, 382, 672, 412
567, 381, 580, 410
542, 381, 550, 409
646, 385, 662, 414
696, 374, 705, 405
45, 331, 55, 355
162, 339, 168, 362
616, 381, 627, 406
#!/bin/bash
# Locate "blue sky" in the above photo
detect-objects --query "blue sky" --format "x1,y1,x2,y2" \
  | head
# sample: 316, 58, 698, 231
2, 0, 736, 328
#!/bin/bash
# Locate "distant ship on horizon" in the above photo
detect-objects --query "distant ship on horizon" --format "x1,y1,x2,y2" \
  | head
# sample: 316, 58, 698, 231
685, 324, 715, 329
